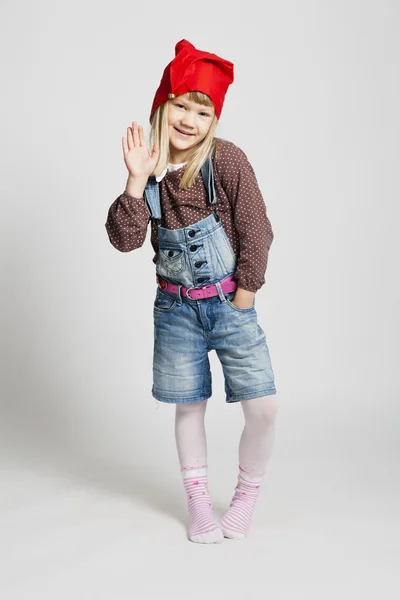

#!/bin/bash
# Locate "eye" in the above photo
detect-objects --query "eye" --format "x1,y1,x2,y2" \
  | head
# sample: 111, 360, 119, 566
199, 111, 211, 117
176, 103, 185, 109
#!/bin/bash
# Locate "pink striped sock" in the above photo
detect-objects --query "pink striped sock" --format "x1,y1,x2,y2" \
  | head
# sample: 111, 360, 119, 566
220, 467, 264, 539
181, 467, 223, 544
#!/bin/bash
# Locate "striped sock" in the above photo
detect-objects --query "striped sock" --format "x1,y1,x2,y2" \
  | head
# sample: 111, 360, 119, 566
220, 467, 264, 539
181, 467, 223, 544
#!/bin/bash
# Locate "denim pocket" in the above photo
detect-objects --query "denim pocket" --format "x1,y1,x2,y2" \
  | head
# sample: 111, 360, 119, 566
159, 247, 185, 275
225, 292, 255, 312
153, 287, 178, 313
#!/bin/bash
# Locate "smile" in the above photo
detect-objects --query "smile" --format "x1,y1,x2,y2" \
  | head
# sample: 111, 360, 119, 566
174, 127, 195, 137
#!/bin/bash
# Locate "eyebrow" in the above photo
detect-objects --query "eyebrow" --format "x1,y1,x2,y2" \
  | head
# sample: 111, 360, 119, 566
175, 100, 212, 113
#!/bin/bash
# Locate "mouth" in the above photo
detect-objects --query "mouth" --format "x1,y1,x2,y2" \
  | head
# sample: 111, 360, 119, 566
174, 127, 195, 137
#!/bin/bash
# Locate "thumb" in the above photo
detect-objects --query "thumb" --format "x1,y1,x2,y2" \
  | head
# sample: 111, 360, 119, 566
150, 141, 159, 160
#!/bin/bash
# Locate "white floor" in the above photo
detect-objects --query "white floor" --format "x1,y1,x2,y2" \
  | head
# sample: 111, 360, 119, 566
1, 440, 399, 600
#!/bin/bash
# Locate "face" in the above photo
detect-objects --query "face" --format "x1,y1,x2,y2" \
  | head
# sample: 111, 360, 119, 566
167, 95, 215, 163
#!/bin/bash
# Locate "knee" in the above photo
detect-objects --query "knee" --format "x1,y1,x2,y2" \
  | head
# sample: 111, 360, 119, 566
259, 395, 278, 425
243, 394, 278, 427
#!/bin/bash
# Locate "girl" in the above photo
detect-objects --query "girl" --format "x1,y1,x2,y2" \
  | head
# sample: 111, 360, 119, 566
105, 39, 278, 543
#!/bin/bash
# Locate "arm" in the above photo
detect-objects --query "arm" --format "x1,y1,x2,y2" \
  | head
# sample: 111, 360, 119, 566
216, 141, 274, 298
105, 177, 150, 252
105, 121, 159, 252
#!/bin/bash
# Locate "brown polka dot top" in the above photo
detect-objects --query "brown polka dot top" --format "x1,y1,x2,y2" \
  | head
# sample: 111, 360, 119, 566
105, 138, 274, 292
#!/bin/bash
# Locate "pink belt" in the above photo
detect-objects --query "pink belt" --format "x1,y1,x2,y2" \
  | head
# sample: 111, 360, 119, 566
157, 274, 238, 300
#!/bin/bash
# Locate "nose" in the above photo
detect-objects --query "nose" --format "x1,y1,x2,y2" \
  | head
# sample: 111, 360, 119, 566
180, 111, 196, 129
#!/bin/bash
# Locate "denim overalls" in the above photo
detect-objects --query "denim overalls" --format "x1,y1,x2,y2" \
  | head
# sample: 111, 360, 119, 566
144, 149, 276, 404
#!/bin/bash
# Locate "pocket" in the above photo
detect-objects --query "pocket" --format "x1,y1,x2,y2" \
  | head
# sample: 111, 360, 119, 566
153, 287, 178, 313
159, 247, 185, 275
225, 292, 255, 312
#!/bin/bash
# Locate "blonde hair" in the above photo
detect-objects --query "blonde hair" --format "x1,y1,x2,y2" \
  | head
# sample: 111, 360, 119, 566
149, 91, 218, 189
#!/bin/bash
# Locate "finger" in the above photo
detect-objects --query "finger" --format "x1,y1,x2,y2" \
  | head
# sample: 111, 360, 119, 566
122, 136, 128, 155
127, 127, 133, 150
151, 141, 159, 159
138, 125, 145, 146
132, 121, 139, 146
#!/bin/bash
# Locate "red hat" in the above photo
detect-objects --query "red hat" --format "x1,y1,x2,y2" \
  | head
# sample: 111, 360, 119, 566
150, 39, 234, 121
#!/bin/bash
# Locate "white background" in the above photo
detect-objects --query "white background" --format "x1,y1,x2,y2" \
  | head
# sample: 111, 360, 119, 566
1, 0, 399, 598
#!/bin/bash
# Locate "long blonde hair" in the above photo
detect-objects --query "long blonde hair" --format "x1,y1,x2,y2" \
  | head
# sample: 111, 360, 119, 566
149, 91, 218, 189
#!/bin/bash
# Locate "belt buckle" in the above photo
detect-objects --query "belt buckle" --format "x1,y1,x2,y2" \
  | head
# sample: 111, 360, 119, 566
185, 286, 195, 299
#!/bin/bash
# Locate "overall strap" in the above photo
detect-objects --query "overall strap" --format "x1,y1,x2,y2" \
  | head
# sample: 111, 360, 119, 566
144, 144, 217, 220
144, 176, 162, 220
200, 148, 217, 205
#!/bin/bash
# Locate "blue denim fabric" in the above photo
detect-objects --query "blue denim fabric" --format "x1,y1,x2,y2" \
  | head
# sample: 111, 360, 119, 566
152, 211, 276, 403
144, 151, 216, 219
156, 212, 237, 288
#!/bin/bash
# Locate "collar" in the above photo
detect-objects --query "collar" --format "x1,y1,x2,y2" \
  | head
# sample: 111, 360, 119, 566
155, 161, 187, 182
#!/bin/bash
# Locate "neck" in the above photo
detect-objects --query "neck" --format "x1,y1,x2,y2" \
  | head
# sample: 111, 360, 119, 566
169, 146, 191, 164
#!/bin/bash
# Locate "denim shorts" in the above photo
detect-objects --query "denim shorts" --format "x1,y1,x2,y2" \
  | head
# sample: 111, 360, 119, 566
152, 286, 276, 404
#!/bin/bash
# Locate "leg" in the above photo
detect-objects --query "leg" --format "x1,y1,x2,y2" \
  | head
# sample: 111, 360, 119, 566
175, 400, 223, 544
239, 394, 278, 474
220, 394, 278, 539
175, 399, 208, 470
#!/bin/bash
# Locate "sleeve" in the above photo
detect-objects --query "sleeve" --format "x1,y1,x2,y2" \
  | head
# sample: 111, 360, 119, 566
105, 192, 150, 252
216, 141, 274, 293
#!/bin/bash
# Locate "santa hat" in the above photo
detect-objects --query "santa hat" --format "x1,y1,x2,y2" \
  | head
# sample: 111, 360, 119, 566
150, 39, 234, 121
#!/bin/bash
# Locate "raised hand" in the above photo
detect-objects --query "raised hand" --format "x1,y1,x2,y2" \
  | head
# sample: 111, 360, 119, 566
122, 122, 159, 180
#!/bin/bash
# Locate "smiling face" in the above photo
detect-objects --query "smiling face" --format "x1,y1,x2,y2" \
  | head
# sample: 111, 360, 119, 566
167, 94, 215, 163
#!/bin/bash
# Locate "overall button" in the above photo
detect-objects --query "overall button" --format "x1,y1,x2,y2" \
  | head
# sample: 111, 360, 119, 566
197, 276, 210, 283
188, 230, 196, 237
195, 261, 203, 268
168, 250, 174, 257
190, 245, 198, 252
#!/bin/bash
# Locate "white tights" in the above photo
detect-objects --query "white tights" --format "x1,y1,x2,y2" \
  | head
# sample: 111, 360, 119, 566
175, 395, 278, 475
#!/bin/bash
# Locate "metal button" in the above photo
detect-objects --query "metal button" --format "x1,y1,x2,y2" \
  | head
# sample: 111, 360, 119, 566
190, 245, 197, 252
195, 261, 203, 268
188, 230, 196, 237
168, 250, 174, 257
197, 277, 206, 283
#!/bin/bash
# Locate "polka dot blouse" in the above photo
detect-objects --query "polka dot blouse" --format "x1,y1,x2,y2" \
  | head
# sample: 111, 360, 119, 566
105, 138, 274, 293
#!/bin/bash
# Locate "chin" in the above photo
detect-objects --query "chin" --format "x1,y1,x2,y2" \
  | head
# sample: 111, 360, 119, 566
174, 141, 196, 150
171, 139, 197, 152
